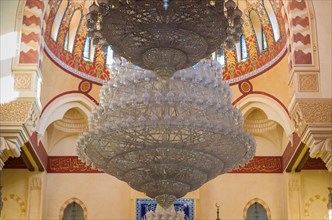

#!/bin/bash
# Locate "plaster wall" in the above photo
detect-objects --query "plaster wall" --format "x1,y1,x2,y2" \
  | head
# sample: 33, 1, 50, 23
0, 0, 19, 103
43, 173, 132, 220
312, 0, 332, 98
199, 173, 287, 219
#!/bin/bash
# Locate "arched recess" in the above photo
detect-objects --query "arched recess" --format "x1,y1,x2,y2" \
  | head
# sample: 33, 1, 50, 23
59, 197, 88, 220
303, 195, 327, 217
51, 0, 68, 41
2, 194, 27, 219
236, 94, 293, 137
249, 10, 268, 53
243, 198, 271, 220
37, 93, 97, 141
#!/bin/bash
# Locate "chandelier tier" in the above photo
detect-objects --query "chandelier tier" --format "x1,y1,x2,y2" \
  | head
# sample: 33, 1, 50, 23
87, 0, 244, 78
76, 59, 256, 208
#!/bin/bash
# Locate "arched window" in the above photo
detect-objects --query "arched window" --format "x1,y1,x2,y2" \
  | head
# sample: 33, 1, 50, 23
246, 202, 268, 220
106, 46, 114, 66
241, 35, 248, 60
250, 11, 267, 53
62, 202, 85, 220
65, 10, 82, 53
263, 0, 281, 41
64, 31, 69, 51
51, 0, 68, 41
83, 37, 91, 60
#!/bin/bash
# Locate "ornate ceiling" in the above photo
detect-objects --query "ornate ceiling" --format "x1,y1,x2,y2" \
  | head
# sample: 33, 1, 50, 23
43, 0, 287, 84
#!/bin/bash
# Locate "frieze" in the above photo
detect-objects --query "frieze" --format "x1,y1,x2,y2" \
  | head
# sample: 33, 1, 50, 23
0, 100, 34, 123
14, 73, 32, 90
47, 156, 102, 173
47, 156, 284, 173
230, 156, 283, 173
298, 73, 319, 92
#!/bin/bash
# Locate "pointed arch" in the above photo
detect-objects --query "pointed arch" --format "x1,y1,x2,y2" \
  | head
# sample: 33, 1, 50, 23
59, 197, 87, 220
51, 0, 68, 41
264, 0, 281, 42
249, 10, 267, 53
243, 198, 271, 220
65, 9, 82, 53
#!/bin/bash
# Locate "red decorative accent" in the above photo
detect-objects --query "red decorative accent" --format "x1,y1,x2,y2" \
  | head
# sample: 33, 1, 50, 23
78, 80, 92, 93
25, 0, 45, 10
22, 15, 41, 26
3, 157, 27, 169
293, 33, 311, 45
19, 50, 38, 63
47, 156, 102, 173
289, 0, 307, 11
232, 91, 290, 118
238, 81, 253, 95
292, 16, 309, 29
294, 50, 312, 64
40, 91, 99, 117
230, 156, 283, 173
29, 132, 49, 169
21, 33, 39, 44
282, 132, 301, 170
302, 157, 327, 170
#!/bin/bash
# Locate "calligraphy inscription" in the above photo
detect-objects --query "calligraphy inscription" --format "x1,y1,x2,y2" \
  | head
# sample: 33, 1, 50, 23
47, 156, 102, 173
231, 156, 283, 173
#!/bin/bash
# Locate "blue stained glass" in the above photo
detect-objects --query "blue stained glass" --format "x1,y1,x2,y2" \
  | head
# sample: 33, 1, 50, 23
240, 35, 248, 60
83, 37, 91, 59
136, 198, 194, 220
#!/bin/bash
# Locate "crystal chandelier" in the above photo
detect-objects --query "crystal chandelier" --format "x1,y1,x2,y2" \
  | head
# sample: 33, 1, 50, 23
76, 59, 256, 208
87, 0, 244, 78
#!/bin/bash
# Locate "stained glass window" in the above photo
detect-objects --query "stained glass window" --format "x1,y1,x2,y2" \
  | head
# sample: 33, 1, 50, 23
241, 35, 248, 60
83, 37, 91, 60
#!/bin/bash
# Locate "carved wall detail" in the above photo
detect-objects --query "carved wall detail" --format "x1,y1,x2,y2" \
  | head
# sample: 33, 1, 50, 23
14, 74, 32, 90
291, 99, 332, 135
2, 194, 27, 219
303, 195, 327, 216
29, 177, 42, 191
290, 99, 332, 171
298, 73, 319, 92
288, 178, 300, 192
0, 100, 40, 170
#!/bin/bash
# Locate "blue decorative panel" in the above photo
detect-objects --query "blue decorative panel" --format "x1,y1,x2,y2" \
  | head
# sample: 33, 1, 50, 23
136, 198, 194, 220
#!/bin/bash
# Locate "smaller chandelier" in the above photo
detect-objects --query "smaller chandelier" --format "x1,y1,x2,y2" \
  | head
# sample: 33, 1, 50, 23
77, 58, 256, 208
86, 0, 244, 78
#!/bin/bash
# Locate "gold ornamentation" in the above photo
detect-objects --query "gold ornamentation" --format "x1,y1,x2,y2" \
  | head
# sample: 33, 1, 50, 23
303, 195, 327, 216
2, 194, 27, 218
29, 177, 42, 190
14, 74, 32, 90
0, 100, 34, 123
299, 73, 319, 92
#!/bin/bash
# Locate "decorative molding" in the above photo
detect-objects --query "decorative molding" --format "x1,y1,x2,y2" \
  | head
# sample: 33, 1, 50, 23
303, 195, 327, 216
14, 74, 32, 90
53, 109, 87, 133
244, 118, 277, 134
2, 194, 27, 218
288, 178, 300, 192
298, 73, 319, 92
0, 100, 40, 170
29, 177, 42, 190
309, 138, 332, 171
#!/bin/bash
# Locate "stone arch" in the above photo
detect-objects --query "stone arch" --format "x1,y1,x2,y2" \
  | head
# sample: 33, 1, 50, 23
236, 94, 293, 136
303, 194, 327, 216
2, 194, 27, 219
19, 0, 46, 64
37, 93, 97, 140
59, 197, 88, 220
281, 0, 319, 67
243, 198, 271, 220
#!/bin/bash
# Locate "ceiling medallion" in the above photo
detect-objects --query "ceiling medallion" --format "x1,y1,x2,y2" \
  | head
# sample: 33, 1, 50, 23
86, 0, 244, 78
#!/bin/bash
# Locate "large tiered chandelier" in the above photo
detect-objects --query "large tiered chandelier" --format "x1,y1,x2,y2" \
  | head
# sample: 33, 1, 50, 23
78, 0, 255, 210
86, 0, 244, 78
77, 58, 256, 208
